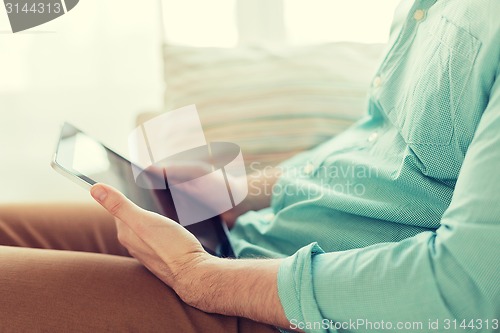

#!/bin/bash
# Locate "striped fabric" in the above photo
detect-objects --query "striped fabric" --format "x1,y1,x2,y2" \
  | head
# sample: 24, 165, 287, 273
161, 42, 385, 168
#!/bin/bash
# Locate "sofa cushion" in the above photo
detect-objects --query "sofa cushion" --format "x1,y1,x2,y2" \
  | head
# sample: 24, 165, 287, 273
160, 42, 384, 168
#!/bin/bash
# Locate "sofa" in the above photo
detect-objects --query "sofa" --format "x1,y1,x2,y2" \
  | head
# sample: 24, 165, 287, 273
137, 42, 386, 170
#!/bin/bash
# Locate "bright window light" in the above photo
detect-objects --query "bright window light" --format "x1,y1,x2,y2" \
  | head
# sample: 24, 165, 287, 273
161, 0, 238, 47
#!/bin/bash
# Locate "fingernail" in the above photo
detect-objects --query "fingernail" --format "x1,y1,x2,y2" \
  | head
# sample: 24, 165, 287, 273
91, 185, 108, 202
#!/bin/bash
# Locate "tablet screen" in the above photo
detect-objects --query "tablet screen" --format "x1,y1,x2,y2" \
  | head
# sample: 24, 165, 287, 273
53, 123, 233, 257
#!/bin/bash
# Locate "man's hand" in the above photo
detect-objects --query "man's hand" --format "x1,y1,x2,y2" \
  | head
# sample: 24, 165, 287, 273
90, 184, 212, 294
90, 183, 291, 330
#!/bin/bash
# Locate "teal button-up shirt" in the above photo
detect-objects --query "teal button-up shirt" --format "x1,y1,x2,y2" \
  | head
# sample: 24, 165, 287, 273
229, 0, 500, 331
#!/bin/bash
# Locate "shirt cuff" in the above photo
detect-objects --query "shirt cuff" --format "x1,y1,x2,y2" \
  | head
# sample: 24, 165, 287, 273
277, 242, 326, 333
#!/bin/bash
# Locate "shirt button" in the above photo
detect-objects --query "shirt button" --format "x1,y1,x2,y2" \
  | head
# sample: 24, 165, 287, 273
368, 132, 379, 142
373, 76, 382, 88
262, 213, 275, 223
303, 162, 314, 175
414, 9, 425, 21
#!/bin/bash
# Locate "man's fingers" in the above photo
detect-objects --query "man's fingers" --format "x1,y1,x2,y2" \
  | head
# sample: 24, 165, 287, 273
90, 183, 205, 261
90, 184, 143, 223
90, 183, 179, 247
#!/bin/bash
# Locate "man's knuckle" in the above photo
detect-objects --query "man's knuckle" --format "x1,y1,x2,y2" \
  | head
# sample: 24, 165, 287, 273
108, 200, 123, 216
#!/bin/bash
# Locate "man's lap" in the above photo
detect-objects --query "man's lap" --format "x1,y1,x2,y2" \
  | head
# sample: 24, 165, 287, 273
0, 204, 278, 333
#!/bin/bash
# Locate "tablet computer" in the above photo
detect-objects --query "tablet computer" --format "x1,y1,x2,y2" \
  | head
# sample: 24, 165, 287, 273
51, 122, 234, 258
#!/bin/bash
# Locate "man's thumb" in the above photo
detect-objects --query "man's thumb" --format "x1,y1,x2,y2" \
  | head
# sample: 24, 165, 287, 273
90, 184, 139, 221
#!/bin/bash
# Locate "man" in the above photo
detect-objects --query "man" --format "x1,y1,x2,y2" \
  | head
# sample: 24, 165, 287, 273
1, 1, 499, 332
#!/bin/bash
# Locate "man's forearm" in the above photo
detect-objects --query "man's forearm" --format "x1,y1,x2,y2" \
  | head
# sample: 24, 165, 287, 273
177, 257, 291, 330
174, 168, 289, 327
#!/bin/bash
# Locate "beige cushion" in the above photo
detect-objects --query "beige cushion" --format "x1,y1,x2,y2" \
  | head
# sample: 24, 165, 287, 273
157, 42, 384, 168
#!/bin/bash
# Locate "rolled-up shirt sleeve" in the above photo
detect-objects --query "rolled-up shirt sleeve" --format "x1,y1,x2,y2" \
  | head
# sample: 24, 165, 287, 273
277, 67, 500, 332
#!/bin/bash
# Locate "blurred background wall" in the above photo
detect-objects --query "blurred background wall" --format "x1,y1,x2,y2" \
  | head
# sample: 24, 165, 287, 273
0, 0, 400, 203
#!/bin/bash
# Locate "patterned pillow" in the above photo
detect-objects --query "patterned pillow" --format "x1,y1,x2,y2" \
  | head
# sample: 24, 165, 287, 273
160, 42, 384, 168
